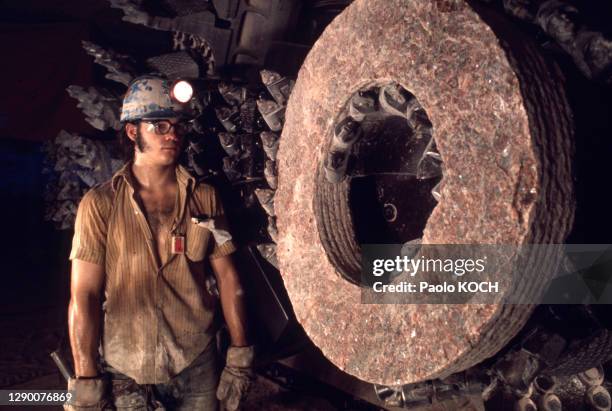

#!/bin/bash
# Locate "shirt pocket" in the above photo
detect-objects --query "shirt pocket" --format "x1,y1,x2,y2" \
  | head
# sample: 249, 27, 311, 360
185, 222, 212, 262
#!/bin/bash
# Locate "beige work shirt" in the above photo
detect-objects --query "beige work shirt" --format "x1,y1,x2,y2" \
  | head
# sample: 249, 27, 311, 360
70, 163, 236, 384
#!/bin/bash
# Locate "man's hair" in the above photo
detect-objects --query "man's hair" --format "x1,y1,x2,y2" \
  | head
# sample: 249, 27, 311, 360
118, 122, 141, 161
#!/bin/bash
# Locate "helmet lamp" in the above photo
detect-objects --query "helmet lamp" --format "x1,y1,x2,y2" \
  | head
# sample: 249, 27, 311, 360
171, 80, 193, 104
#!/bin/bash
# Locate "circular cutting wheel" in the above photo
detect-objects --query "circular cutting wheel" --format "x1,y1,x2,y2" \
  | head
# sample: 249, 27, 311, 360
276, 0, 574, 385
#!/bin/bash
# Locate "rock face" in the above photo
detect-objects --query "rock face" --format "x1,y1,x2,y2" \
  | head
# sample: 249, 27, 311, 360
276, 0, 574, 385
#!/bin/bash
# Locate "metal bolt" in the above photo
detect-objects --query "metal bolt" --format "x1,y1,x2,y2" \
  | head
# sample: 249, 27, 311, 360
540, 393, 562, 411
260, 131, 280, 161
334, 117, 361, 146
349, 91, 377, 121
587, 386, 611, 411
383, 203, 398, 222
578, 366, 604, 387
534, 374, 556, 394
218, 132, 240, 156
329, 151, 346, 169
379, 83, 414, 117
324, 151, 349, 183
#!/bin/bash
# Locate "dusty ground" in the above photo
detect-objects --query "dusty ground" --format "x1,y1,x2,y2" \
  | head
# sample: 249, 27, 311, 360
0, 306, 339, 411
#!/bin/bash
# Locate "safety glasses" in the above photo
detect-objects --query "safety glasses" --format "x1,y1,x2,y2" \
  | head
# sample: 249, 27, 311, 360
142, 120, 194, 135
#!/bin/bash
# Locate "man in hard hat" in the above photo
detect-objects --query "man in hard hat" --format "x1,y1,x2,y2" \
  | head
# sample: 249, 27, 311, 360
66, 75, 253, 410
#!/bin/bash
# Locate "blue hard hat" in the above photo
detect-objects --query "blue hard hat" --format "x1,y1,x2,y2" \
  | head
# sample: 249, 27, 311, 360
120, 75, 191, 122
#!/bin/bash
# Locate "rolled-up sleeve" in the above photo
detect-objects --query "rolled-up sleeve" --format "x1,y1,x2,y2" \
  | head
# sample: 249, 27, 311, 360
69, 188, 109, 265
207, 186, 237, 259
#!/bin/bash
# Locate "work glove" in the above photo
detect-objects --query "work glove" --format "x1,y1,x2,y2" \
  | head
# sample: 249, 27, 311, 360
216, 345, 255, 411
192, 216, 233, 246
64, 377, 111, 411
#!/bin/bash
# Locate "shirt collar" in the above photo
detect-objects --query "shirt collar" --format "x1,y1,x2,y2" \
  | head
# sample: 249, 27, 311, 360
111, 162, 196, 192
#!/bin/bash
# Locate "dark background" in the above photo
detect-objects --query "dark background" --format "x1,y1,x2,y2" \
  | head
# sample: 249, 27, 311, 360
0, 0, 174, 311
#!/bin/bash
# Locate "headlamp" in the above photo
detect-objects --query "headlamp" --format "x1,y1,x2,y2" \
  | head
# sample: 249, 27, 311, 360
171, 80, 194, 104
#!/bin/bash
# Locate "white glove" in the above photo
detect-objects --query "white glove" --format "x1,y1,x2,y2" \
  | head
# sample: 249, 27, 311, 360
192, 216, 232, 245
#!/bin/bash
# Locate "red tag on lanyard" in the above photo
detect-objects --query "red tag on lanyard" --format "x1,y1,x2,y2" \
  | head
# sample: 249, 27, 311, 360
171, 235, 185, 254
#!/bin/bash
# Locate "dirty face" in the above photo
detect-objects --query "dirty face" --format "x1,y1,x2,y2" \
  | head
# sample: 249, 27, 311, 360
126, 118, 187, 166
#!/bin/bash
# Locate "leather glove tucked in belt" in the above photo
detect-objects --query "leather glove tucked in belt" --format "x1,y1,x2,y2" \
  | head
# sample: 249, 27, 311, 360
64, 377, 110, 411
216, 345, 255, 411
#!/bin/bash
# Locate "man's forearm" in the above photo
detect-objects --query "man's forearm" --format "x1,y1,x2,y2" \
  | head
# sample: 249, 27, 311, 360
213, 256, 249, 346
68, 295, 101, 377
218, 272, 249, 346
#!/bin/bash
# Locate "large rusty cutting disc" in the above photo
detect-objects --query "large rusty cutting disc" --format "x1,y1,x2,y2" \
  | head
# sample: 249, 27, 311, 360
276, 0, 574, 385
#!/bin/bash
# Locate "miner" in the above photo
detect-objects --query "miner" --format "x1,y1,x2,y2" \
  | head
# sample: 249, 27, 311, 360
66, 75, 253, 410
